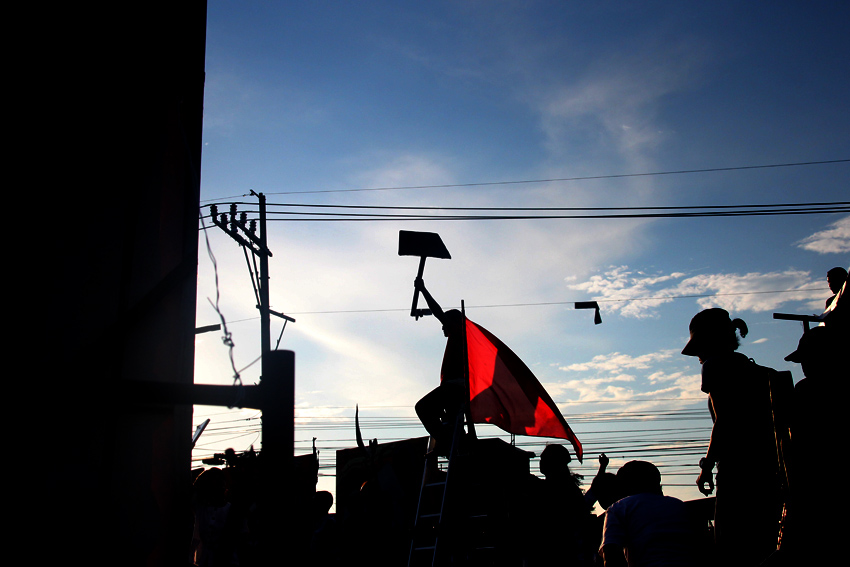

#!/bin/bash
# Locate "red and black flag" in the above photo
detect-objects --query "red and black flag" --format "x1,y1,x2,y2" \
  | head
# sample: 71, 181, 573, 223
464, 319, 582, 462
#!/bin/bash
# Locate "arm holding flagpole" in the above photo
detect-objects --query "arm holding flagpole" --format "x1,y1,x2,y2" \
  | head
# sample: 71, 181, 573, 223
414, 278, 583, 461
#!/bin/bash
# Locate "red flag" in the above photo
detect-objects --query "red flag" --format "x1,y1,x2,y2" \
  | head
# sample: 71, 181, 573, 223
465, 319, 583, 462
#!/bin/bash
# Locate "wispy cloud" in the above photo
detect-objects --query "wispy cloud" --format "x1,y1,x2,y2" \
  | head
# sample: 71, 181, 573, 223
795, 215, 850, 254
679, 271, 824, 313
549, 349, 701, 409
350, 153, 457, 189
534, 39, 712, 168
568, 266, 825, 317
567, 266, 687, 318
558, 350, 677, 373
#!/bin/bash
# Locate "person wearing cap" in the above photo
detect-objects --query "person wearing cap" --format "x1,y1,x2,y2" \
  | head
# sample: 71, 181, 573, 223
784, 325, 842, 561
682, 308, 779, 565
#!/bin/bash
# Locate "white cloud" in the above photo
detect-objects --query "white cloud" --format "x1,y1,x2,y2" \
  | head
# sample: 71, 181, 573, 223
795, 216, 850, 254
567, 266, 687, 318
550, 348, 702, 410
558, 350, 677, 373
568, 266, 825, 317
646, 370, 685, 385
681, 271, 823, 313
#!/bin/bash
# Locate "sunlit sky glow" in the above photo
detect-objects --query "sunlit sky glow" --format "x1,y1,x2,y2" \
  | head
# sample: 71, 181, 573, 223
193, 2, 849, 505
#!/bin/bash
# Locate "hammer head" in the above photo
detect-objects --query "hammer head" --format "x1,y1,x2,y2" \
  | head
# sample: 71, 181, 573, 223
398, 230, 451, 259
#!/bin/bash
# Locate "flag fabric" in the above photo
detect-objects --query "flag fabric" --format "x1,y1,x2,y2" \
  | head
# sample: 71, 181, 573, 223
464, 319, 583, 462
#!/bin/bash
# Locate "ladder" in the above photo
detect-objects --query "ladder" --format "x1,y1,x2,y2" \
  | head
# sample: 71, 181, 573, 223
407, 410, 468, 567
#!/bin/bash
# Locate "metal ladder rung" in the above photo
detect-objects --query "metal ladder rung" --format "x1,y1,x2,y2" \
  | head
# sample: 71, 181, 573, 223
408, 411, 469, 567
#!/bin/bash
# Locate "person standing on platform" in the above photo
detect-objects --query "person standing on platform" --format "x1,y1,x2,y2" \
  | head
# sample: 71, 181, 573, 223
682, 308, 780, 566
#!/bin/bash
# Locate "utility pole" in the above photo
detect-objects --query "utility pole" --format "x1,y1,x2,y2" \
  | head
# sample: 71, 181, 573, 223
206, 192, 301, 561
257, 190, 272, 356
209, 191, 294, 352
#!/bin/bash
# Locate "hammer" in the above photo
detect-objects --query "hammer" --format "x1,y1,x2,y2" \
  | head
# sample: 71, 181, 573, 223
398, 230, 451, 319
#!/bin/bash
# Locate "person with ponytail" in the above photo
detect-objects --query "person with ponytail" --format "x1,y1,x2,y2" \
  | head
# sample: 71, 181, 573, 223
682, 308, 780, 565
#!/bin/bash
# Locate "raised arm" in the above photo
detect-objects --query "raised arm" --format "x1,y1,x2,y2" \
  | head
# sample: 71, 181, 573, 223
598, 452, 610, 475
414, 278, 447, 324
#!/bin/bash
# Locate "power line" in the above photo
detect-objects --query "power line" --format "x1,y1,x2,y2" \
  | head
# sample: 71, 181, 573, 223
209, 200, 850, 213
198, 201, 849, 224
292, 398, 708, 409
207, 204, 849, 221
191, 421, 718, 474
211, 286, 822, 317
198, 159, 849, 203
268, 208, 849, 221
192, 408, 715, 449
260, 159, 850, 196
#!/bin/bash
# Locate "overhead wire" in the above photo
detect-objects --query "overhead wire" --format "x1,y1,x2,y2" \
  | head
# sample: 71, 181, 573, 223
191, 403, 714, 474
264, 200, 850, 212
199, 210, 243, 388
198, 158, 849, 201
192, 161, 840, 483
199, 201, 850, 224
263, 206, 850, 222
191, 406, 715, 456
203, 200, 850, 213
194, 286, 826, 320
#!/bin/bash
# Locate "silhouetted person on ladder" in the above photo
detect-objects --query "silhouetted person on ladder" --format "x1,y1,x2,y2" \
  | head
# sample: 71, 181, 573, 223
413, 277, 468, 457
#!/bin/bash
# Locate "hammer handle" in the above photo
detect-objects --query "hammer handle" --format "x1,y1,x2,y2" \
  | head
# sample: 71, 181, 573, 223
410, 256, 427, 319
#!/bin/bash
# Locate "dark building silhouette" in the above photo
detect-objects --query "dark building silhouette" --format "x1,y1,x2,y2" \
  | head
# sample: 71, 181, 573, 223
47, 3, 207, 565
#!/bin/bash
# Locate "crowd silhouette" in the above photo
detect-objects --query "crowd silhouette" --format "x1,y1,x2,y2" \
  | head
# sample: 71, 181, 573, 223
189, 265, 847, 567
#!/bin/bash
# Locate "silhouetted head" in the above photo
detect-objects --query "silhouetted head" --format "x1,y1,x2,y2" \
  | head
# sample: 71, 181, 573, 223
682, 308, 748, 362
442, 309, 464, 337
313, 490, 334, 517
539, 444, 572, 479
591, 472, 621, 509
785, 325, 840, 380
617, 460, 662, 497
827, 267, 848, 294
193, 467, 227, 507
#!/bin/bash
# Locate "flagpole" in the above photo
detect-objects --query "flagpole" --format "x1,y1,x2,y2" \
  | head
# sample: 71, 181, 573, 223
461, 300, 477, 440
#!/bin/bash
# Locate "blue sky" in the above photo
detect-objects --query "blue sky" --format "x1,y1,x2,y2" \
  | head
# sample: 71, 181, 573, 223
193, 2, 849, 505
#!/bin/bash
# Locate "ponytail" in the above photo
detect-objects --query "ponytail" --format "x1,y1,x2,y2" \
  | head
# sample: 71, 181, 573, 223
732, 318, 748, 338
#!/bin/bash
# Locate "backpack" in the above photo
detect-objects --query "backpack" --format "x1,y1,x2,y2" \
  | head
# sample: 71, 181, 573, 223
749, 358, 794, 550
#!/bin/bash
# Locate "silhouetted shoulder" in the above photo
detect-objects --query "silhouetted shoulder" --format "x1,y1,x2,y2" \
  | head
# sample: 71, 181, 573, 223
700, 352, 750, 394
